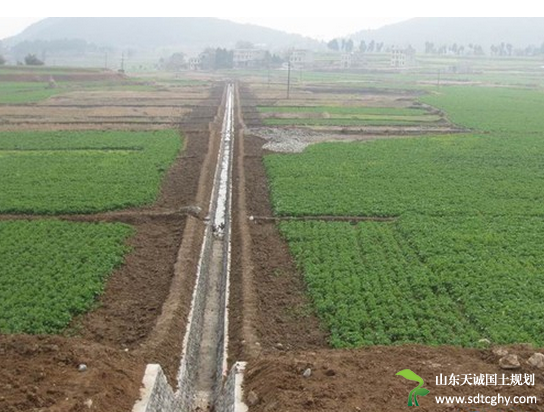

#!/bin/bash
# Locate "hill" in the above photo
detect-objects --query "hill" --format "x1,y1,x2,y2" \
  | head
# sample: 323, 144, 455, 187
4, 17, 319, 51
352, 17, 544, 50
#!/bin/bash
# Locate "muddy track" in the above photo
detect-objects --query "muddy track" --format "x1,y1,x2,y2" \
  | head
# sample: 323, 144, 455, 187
229, 84, 328, 363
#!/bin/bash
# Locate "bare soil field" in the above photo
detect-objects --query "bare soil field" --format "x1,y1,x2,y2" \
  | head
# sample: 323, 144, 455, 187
0, 87, 213, 131
0, 81, 225, 412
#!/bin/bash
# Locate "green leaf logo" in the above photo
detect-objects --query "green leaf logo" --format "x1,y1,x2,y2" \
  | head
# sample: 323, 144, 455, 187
396, 369, 430, 406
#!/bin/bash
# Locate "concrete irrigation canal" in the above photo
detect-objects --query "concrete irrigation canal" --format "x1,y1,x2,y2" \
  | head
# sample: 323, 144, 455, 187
133, 83, 247, 412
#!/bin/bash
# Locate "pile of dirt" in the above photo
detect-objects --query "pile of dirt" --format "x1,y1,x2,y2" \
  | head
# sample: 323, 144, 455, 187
245, 346, 544, 412
0, 335, 144, 412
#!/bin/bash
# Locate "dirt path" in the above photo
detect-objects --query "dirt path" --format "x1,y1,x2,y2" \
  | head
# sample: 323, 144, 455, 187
228, 85, 328, 361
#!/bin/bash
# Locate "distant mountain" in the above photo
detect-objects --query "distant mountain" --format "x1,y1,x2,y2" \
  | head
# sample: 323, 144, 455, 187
4, 17, 319, 51
352, 18, 544, 50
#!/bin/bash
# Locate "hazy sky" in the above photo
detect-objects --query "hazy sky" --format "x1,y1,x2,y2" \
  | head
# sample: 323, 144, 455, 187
0, 17, 409, 41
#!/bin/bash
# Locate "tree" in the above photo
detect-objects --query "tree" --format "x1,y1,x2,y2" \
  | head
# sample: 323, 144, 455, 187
359, 40, 367, 53
376, 42, 384, 53
345, 39, 354, 53
424, 42, 435, 54
450, 43, 458, 54
162, 52, 186, 70
368, 40, 375, 52
24, 54, 44, 65
327, 39, 340, 51
0, 55, 6, 65
215, 48, 233, 69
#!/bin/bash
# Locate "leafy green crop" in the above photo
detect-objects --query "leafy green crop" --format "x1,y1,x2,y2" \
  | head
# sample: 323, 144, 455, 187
265, 133, 544, 218
280, 214, 544, 348
0, 130, 181, 214
421, 86, 544, 133
0, 220, 132, 334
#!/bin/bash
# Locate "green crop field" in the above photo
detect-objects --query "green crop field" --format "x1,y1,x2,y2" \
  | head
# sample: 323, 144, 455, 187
0, 80, 159, 104
262, 118, 435, 126
0, 220, 132, 334
265, 134, 544, 217
422, 86, 544, 133
280, 215, 544, 348
0, 82, 63, 103
266, 85, 544, 348
0, 130, 181, 214
259, 105, 438, 127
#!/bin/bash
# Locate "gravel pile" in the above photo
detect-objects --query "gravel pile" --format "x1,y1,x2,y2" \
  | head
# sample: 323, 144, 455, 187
248, 127, 335, 153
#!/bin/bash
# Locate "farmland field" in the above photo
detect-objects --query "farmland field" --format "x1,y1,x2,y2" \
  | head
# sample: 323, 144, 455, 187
0, 82, 63, 103
422, 86, 544, 133
0, 130, 181, 214
265, 85, 544, 348
258, 104, 440, 127
0, 220, 132, 334
280, 215, 544, 348
0, 78, 158, 104
265, 133, 544, 217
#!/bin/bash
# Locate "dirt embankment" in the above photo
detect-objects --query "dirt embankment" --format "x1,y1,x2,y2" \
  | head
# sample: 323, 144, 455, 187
246, 346, 544, 412
229, 84, 328, 367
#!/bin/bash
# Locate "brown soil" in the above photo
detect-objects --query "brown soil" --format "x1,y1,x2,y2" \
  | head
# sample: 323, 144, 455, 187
0, 88, 213, 131
0, 82, 225, 412
70, 216, 186, 349
245, 346, 544, 412
0, 335, 144, 412
229, 84, 328, 364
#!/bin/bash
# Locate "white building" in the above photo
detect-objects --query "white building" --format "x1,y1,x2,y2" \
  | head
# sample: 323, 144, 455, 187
233, 49, 267, 69
289, 49, 314, 69
391, 46, 415, 68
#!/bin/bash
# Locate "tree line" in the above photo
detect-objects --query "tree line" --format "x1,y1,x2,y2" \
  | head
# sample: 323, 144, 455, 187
327, 38, 385, 53
423, 41, 544, 56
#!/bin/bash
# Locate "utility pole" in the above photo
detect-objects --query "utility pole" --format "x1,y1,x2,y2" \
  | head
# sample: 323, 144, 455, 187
437, 69, 441, 89
104, 52, 108, 70
287, 60, 291, 99
120, 52, 125, 73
